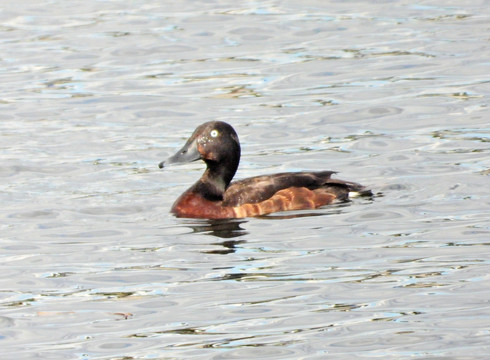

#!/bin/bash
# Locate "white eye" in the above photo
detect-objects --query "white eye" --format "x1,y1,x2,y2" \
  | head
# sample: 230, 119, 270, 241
210, 129, 219, 138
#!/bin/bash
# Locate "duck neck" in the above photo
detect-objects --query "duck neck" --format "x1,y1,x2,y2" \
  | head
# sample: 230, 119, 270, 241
193, 158, 238, 201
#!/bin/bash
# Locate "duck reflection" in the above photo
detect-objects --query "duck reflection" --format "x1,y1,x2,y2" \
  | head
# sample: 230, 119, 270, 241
188, 219, 248, 238
184, 219, 248, 254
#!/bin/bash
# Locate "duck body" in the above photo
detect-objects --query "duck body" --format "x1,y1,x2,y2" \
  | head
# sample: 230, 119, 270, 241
159, 121, 368, 219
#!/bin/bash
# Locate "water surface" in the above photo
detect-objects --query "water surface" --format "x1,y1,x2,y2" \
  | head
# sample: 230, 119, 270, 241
1, 1, 489, 359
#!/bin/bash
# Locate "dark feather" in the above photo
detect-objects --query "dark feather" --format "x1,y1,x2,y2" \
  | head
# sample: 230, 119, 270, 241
222, 171, 364, 206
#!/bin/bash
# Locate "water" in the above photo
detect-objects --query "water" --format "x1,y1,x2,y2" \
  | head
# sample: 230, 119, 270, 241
1, 1, 489, 359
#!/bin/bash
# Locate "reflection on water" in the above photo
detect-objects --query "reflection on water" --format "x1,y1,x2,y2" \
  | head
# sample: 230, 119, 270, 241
1, 0, 489, 359
205, 239, 247, 255
186, 219, 249, 239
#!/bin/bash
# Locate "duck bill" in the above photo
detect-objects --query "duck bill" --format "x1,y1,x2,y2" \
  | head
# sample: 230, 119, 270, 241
158, 138, 201, 169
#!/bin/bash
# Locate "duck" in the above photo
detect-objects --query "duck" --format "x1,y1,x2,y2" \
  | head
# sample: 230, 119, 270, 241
159, 121, 369, 219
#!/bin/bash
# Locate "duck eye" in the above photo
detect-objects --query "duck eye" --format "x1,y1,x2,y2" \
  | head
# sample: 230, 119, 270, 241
210, 129, 219, 138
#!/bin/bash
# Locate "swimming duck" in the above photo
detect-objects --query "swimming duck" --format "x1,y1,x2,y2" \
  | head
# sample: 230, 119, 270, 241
159, 121, 369, 219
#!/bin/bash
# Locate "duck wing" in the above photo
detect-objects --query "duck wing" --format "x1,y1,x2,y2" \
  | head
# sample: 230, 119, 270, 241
223, 171, 364, 207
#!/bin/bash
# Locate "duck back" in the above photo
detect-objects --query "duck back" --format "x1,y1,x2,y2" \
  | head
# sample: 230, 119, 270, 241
223, 171, 364, 207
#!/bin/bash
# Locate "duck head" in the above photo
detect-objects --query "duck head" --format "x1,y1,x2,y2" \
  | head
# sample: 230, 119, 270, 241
159, 121, 241, 192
